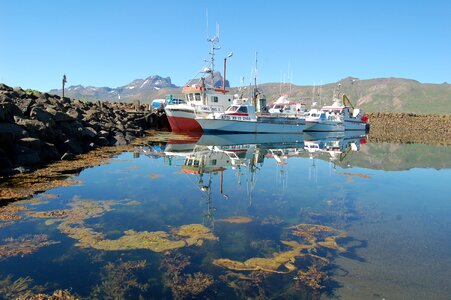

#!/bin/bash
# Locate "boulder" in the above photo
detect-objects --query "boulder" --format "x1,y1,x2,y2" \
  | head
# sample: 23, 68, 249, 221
0, 123, 29, 150
16, 98, 35, 115
82, 126, 97, 138
0, 148, 12, 169
67, 107, 83, 119
12, 145, 41, 166
30, 106, 55, 126
98, 130, 109, 138
57, 120, 82, 137
15, 118, 47, 136
96, 137, 110, 146
62, 138, 83, 155
111, 132, 127, 146
40, 142, 60, 162
0, 83, 13, 91
60, 152, 75, 160
0, 102, 23, 122
18, 137, 42, 152
83, 109, 99, 121
53, 111, 75, 122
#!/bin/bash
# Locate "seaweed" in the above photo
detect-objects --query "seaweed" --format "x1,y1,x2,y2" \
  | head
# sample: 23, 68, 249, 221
0, 275, 35, 299
293, 265, 329, 290
161, 253, 214, 299
0, 275, 78, 299
219, 270, 271, 300
216, 216, 253, 224
0, 204, 28, 221
213, 224, 347, 273
28, 199, 217, 252
147, 174, 161, 179
90, 260, 149, 299
0, 234, 59, 259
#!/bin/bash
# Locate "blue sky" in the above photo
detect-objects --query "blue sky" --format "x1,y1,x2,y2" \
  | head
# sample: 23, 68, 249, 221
1, 0, 450, 91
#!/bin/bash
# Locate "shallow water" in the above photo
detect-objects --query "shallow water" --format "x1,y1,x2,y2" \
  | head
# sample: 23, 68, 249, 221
1, 132, 450, 299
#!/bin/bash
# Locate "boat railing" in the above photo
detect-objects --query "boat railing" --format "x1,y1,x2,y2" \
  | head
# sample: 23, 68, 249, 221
257, 112, 302, 119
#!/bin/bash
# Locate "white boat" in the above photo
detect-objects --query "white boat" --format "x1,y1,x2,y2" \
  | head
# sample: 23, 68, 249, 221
165, 33, 234, 132
319, 85, 369, 131
165, 82, 234, 132
196, 103, 305, 133
304, 85, 369, 132
268, 94, 306, 116
304, 108, 344, 132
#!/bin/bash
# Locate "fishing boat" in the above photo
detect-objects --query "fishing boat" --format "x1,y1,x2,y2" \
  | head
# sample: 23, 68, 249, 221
303, 108, 344, 132
268, 94, 306, 116
319, 84, 369, 131
195, 102, 305, 133
195, 52, 305, 134
165, 31, 234, 132
304, 84, 369, 132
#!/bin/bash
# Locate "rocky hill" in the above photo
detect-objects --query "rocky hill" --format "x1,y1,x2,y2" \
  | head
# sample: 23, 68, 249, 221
257, 77, 451, 114
49, 73, 229, 103
49, 75, 177, 102
49, 76, 450, 114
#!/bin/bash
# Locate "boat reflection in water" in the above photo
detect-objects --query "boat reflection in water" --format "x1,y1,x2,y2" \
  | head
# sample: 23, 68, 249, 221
140, 131, 367, 226
304, 131, 367, 163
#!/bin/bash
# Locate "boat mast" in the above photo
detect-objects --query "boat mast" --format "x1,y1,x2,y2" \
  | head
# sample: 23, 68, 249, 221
206, 23, 221, 87
252, 51, 259, 106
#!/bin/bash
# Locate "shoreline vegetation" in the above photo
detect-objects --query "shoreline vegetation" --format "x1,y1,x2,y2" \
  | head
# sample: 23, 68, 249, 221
1, 83, 450, 203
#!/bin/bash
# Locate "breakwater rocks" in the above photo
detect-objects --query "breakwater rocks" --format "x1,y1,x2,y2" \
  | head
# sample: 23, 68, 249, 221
0, 83, 169, 175
368, 112, 451, 145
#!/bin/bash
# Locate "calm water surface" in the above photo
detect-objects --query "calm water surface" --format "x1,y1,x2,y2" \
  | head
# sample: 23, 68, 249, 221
1, 132, 450, 299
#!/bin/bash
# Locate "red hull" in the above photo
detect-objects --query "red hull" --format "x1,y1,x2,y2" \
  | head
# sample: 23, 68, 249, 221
167, 116, 203, 132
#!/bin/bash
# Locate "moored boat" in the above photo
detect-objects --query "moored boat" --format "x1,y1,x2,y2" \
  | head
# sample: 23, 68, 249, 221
165, 33, 234, 132
303, 109, 344, 132
268, 94, 306, 116
319, 84, 369, 131
196, 103, 305, 133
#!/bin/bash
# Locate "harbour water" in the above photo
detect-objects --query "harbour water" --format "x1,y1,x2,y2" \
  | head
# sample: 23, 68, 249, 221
1, 132, 450, 299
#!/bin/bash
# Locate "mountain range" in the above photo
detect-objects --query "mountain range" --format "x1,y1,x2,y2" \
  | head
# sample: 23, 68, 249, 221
49, 75, 451, 114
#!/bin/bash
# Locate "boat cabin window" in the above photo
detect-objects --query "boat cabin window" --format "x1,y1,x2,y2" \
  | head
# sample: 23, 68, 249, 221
238, 106, 248, 113
187, 94, 194, 102
193, 160, 200, 167
185, 94, 190, 102
194, 93, 201, 101
226, 105, 240, 113
210, 159, 217, 165
211, 96, 219, 103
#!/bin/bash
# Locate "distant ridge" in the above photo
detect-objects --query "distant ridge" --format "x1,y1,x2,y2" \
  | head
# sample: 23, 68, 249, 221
49, 76, 451, 114
49, 75, 177, 102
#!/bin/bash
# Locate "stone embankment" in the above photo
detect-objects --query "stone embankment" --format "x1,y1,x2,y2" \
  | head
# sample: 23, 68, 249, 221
367, 112, 451, 145
0, 83, 168, 175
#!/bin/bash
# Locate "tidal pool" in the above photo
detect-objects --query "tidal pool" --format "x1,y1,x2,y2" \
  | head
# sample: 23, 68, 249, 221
0, 132, 450, 299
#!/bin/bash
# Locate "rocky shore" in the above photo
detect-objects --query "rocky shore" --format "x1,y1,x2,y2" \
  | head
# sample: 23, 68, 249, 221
367, 112, 451, 145
0, 83, 168, 175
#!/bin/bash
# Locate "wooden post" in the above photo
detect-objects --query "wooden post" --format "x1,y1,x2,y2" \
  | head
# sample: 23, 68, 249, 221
62, 74, 67, 99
